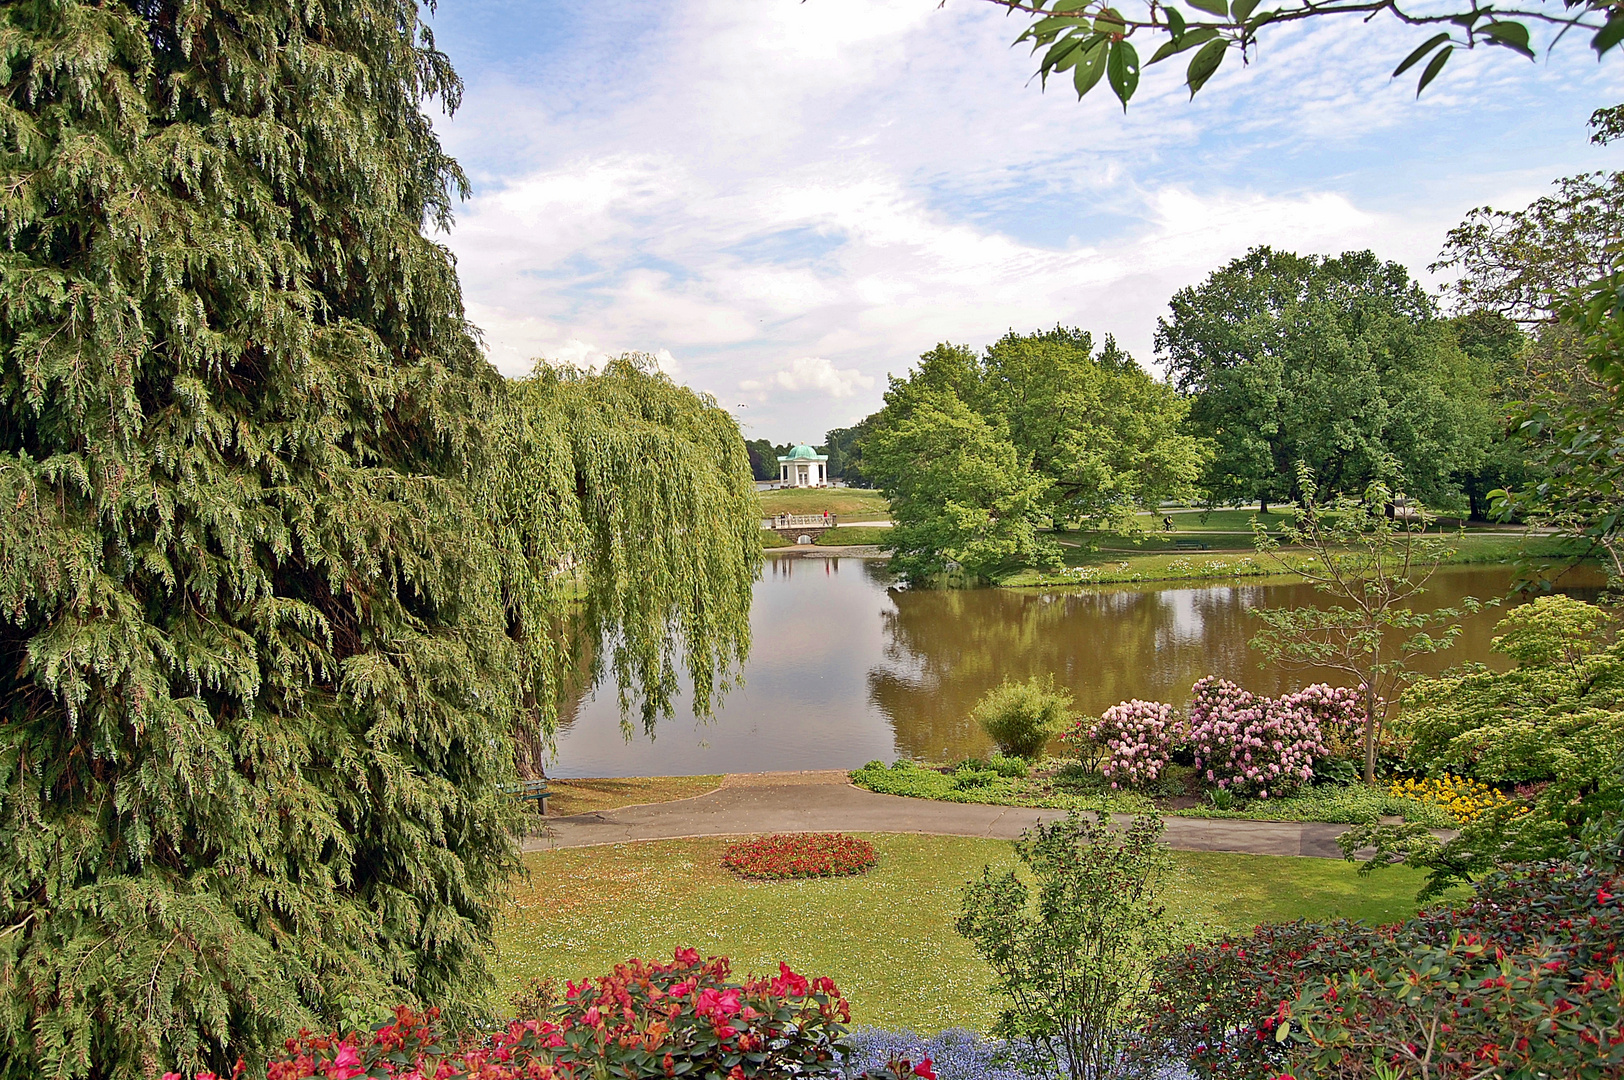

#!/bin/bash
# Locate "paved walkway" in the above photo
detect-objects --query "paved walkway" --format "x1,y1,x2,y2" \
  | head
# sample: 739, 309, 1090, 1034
521, 771, 1360, 859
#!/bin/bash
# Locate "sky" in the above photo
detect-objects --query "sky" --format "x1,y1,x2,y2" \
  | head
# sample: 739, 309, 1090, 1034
422, 0, 1624, 442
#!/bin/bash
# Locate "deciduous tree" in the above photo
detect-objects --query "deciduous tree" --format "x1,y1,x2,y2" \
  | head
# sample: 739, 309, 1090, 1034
1158, 248, 1494, 512
863, 391, 1058, 581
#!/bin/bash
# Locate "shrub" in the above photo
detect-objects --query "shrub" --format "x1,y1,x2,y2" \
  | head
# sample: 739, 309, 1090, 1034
1088, 699, 1180, 788
248, 950, 856, 1080
1081, 680, 1360, 796
958, 811, 1178, 1080
723, 834, 878, 879
1399, 596, 1624, 786
1135, 824, 1624, 1080
972, 676, 1073, 759
1184, 678, 1361, 798
1133, 919, 1384, 1080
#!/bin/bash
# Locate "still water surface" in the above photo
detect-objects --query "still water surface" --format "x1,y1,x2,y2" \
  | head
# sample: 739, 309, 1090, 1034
550, 555, 1605, 777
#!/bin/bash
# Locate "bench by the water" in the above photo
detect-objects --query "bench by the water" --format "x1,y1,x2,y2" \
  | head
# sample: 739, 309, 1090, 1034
503, 777, 550, 816
1174, 538, 1211, 550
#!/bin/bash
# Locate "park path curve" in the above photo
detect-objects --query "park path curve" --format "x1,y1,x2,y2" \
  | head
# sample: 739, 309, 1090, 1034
520, 771, 1357, 859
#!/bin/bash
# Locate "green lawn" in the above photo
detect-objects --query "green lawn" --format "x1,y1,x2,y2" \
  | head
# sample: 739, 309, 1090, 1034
494, 834, 1439, 1032
758, 487, 889, 518
815, 525, 893, 546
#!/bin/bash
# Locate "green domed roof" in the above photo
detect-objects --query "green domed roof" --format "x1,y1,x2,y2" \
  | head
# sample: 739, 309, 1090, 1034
785, 443, 819, 460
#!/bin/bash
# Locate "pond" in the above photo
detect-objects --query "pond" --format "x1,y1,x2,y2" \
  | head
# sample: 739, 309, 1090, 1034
548, 555, 1606, 778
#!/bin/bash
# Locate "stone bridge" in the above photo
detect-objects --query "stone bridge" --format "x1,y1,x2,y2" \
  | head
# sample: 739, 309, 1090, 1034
763, 513, 839, 543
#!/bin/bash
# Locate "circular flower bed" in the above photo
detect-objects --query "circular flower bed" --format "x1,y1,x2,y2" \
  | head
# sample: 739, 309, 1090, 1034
723, 833, 877, 879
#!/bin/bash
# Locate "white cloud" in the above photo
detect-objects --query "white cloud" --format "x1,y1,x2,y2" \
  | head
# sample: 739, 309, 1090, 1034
431, 0, 1624, 434
741, 357, 877, 399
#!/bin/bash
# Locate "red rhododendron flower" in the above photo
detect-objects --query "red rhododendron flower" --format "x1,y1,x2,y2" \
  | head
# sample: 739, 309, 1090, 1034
913, 1057, 937, 1079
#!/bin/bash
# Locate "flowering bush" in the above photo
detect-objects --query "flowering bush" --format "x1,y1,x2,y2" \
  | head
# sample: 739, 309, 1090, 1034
1077, 680, 1361, 796
1134, 834, 1624, 1080
1185, 678, 1361, 798
723, 833, 877, 879
1086, 698, 1179, 788
1386, 774, 1517, 824
233, 950, 859, 1080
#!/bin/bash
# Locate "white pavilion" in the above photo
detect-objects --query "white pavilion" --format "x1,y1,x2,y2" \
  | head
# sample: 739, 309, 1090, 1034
777, 443, 829, 487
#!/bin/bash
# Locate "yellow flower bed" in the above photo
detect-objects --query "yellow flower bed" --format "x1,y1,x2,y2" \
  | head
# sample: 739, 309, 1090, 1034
1386, 775, 1513, 824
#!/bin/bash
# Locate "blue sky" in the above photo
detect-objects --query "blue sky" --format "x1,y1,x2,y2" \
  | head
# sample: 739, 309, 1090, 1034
423, 0, 1623, 441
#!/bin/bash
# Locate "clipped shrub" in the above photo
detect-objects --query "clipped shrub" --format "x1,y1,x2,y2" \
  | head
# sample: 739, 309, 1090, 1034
971, 676, 1073, 759
252, 950, 856, 1080
723, 834, 878, 879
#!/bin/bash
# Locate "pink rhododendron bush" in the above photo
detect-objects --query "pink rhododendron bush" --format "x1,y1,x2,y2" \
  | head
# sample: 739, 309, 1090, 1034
1075, 678, 1362, 797
1185, 678, 1361, 797
1088, 699, 1178, 787
167, 950, 865, 1080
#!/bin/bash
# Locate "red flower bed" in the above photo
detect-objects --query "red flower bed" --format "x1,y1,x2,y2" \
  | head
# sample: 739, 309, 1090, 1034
220, 949, 861, 1080
722, 833, 877, 879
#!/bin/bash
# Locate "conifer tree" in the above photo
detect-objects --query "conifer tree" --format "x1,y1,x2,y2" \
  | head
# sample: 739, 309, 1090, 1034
1, 2, 516, 1076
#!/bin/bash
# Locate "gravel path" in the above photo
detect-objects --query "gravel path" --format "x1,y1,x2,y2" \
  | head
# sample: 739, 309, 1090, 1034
520, 771, 1358, 858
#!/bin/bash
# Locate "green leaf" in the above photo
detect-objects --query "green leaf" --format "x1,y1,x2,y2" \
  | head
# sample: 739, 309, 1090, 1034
1416, 44, 1452, 95
1594, 15, 1624, 57
1094, 7, 1127, 35
1482, 21, 1534, 58
1187, 0, 1229, 17
1275, 1019, 1292, 1043
1108, 39, 1141, 109
1150, 25, 1217, 64
1392, 33, 1451, 76
1165, 6, 1186, 36
1230, 0, 1260, 23
1186, 38, 1226, 96
1045, 35, 1088, 76
1074, 37, 1109, 98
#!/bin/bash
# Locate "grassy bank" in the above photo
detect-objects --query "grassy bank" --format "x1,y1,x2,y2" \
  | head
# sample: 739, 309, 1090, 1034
849, 760, 1455, 827
494, 835, 1438, 1032
1002, 530, 1585, 588
545, 775, 723, 817
758, 487, 889, 518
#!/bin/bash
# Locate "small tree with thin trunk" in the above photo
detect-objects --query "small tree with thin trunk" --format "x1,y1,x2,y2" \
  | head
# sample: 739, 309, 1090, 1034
1250, 465, 1481, 783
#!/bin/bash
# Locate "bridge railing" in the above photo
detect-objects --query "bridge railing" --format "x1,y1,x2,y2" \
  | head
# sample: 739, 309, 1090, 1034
763, 514, 837, 529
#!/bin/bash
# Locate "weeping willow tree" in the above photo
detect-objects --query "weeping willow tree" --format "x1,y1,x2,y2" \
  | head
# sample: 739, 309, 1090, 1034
0, 3, 759, 1078
487, 357, 762, 772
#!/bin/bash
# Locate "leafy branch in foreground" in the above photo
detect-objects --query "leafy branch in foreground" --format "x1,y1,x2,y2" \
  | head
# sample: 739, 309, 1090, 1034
1250, 465, 1482, 783
983, 0, 1618, 108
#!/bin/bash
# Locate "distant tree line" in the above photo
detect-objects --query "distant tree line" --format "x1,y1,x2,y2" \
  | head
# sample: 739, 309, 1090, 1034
832, 151, 1619, 581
